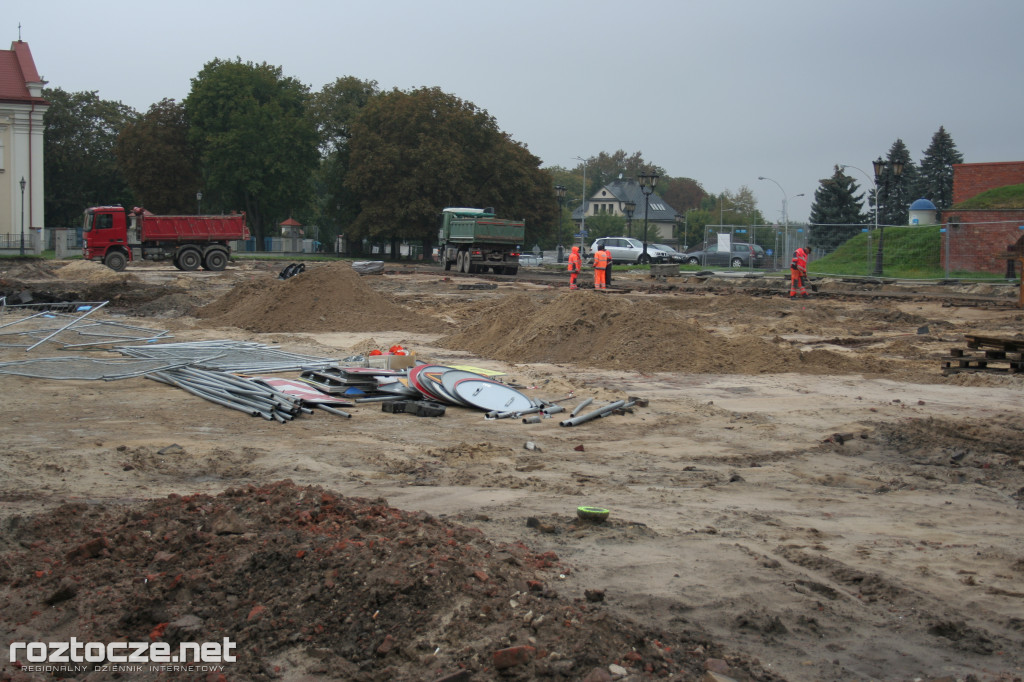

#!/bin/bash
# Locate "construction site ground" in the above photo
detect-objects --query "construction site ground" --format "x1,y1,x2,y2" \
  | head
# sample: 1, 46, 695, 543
1, 258, 1023, 682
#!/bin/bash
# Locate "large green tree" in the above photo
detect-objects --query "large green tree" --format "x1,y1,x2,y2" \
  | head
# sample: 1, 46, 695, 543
345, 86, 555, 254
115, 98, 200, 214
308, 77, 380, 250
42, 88, 136, 226
184, 59, 319, 244
914, 126, 963, 217
808, 166, 867, 252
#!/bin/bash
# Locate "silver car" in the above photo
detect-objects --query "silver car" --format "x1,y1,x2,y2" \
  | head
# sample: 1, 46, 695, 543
589, 237, 669, 264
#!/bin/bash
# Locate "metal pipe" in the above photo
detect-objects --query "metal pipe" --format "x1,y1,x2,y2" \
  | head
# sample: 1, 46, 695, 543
541, 405, 565, 415
316, 404, 352, 418
559, 400, 626, 427
570, 397, 594, 417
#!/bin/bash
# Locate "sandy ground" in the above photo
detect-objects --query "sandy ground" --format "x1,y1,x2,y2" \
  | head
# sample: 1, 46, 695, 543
1, 259, 1023, 682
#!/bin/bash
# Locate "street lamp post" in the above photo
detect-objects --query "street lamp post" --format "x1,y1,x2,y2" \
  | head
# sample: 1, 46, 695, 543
759, 176, 798, 268
19, 176, 26, 256
554, 185, 567, 262
574, 157, 588, 254
623, 199, 635, 239
638, 172, 659, 262
196, 191, 203, 215
841, 159, 904, 276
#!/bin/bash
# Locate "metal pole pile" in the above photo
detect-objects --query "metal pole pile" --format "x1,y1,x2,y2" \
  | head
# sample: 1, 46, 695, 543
147, 366, 343, 422
558, 399, 637, 427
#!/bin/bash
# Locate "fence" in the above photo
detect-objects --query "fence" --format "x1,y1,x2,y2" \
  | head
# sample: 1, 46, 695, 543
695, 219, 1024, 279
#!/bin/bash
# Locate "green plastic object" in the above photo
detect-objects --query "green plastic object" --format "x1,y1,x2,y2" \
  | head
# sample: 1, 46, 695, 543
577, 506, 610, 522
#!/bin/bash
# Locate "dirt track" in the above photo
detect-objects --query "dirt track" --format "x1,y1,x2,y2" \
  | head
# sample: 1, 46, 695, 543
1, 258, 1023, 682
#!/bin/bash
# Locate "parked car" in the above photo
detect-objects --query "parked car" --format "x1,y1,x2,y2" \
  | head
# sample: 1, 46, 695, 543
650, 243, 687, 263
684, 242, 767, 268
588, 237, 670, 264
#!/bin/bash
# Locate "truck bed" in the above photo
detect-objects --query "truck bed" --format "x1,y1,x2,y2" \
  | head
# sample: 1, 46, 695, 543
445, 218, 524, 244
139, 215, 249, 242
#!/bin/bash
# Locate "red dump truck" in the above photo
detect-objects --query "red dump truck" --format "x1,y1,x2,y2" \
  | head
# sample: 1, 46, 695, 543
82, 205, 250, 271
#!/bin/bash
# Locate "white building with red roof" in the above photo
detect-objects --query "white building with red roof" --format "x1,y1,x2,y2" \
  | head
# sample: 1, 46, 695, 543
0, 40, 48, 251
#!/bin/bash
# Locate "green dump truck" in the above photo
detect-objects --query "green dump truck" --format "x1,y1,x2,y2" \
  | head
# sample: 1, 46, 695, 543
438, 207, 525, 275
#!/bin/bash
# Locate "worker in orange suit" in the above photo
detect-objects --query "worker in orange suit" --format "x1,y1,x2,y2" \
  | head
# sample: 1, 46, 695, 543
790, 246, 809, 298
567, 245, 582, 289
593, 244, 611, 290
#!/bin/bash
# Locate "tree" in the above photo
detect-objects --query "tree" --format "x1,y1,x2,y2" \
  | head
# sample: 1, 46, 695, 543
115, 99, 201, 214
876, 139, 916, 227
43, 88, 136, 226
808, 166, 867, 252
915, 126, 963, 217
577, 150, 666, 199
307, 77, 381, 250
184, 59, 319, 244
345, 86, 556, 254
658, 176, 707, 214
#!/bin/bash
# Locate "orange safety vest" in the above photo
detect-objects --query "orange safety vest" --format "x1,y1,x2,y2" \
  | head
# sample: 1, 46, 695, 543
593, 250, 611, 270
568, 250, 581, 272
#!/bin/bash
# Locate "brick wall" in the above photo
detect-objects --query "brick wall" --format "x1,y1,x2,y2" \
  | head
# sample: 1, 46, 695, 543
952, 161, 1024, 204
943, 209, 1024, 273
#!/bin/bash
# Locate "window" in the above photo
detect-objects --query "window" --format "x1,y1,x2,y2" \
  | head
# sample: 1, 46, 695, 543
96, 214, 114, 230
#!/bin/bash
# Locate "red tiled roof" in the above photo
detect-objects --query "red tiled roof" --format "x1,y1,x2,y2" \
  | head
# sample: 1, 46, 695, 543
280, 217, 303, 227
0, 41, 46, 103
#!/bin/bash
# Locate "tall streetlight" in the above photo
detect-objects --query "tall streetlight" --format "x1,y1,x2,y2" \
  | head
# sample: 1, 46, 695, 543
554, 185, 567, 262
196, 191, 203, 215
574, 156, 587, 253
759, 176, 793, 266
638, 172, 659, 262
840, 159, 904, 276
19, 176, 26, 256
623, 199, 636, 239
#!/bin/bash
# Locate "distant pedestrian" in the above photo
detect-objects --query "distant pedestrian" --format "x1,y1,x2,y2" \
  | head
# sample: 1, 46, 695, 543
593, 245, 611, 290
567, 245, 582, 289
790, 247, 808, 298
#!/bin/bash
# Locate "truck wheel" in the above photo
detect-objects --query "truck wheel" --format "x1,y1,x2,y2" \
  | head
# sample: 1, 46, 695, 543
178, 249, 202, 271
203, 249, 228, 271
104, 251, 127, 272
506, 267, 518, 276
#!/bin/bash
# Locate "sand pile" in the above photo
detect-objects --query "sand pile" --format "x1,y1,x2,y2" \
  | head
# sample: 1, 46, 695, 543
437, 291, 890, 375
55, 260, 128, 284
196, 262, 445, 333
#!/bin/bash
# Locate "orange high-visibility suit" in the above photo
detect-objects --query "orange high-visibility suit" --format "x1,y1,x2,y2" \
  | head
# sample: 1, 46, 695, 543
790, 247, 808, 297
593, 247, 611, 289
567, 246, 582, 289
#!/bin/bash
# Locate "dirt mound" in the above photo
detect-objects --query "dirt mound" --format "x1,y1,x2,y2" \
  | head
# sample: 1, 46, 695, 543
196, 262, 445, 333
0, 481, 779, 681
436, 291, 887, 375
54, 260, 128, 284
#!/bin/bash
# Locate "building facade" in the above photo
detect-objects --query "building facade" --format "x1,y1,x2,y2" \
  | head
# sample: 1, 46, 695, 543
943, 161, 1024, 274
571, 178, 679, 244
0, 40, 48, 252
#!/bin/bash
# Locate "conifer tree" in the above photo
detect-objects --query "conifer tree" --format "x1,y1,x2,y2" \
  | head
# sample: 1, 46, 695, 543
876, 139, 915, 227
808, 166, 867, 252
915, 126, 963, 216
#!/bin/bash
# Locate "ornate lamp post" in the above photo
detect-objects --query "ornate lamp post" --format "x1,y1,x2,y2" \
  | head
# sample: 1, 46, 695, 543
197, 191, 203, 215
554, 184, 567, 262
574, 156, 588, 254
841, 159, 904, 276
19, 176, 26, 256
871, 157, 904, 276
638, 172, 659, 262
623, 199, 636, 239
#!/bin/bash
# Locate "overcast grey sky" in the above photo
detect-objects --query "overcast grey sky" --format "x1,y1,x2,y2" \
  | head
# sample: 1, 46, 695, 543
15, 0, 1024, 222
